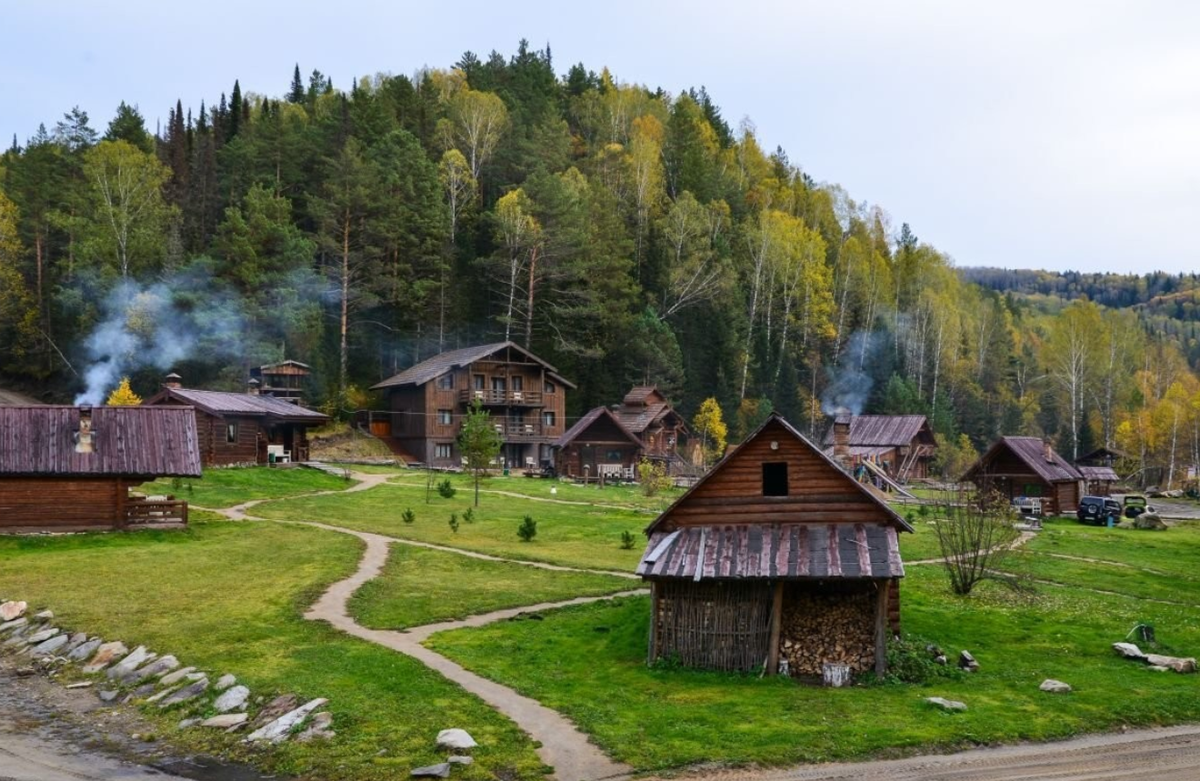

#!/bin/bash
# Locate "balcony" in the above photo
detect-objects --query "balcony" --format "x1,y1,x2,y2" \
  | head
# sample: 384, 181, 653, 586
490, 421, 548, 440
460, 389, 544, 407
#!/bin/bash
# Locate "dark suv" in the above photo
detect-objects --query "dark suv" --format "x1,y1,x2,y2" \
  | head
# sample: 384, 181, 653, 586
1078, 495, 1121, 525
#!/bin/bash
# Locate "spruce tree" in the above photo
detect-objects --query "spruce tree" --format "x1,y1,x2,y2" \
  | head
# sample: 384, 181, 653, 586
228, 80, 242, 141
288, 64, 305, 103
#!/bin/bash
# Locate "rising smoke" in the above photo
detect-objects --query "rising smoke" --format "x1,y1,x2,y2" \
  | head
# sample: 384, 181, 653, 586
821, 331, 881, 416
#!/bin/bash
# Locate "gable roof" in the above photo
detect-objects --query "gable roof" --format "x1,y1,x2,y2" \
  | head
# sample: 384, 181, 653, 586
963, 436, 1083, 484
0, 406, 201, 477
554, 406, 642, 449
1078, 465, 1120, 482
1076, 446, 1125, 464
145, 388, 328, 422
822, 415, 931, 447
622, 386, 665, 406
370, 341, 577, 390
0, 388, 42, 406
646, 412, 913, 535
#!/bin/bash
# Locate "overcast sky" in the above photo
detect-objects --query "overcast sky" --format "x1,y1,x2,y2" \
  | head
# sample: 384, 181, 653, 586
3, 1, 1197, 274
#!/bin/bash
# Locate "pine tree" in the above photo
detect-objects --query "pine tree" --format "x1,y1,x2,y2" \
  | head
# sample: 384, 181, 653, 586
288, 64, 305, 103
228, 80, 242, 141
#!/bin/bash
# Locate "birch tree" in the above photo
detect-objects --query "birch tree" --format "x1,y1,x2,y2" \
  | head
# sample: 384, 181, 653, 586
82, 140, 175, 278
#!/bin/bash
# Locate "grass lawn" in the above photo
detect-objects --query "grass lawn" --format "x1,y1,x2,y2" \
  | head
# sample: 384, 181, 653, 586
388, 470, 682, 512
348, 544, 636, 630
427, 564, 1200, 772
144, 466, 352, 509
254, 481, 650, 571
0, 521, 544, 781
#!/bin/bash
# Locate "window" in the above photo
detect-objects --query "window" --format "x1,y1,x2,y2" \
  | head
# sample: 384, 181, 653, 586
606, 450, 623, 461
511, 376, 523, 391
436, 373, 454, 390
473, 374, 485, 390
762, 462, 788, 496
226, 422, 238, 444
491, 377, 506, 391
543, 411, 556, 427
438, 409, 452, 425
544, 380, 556, 394
435, 443, 453, 460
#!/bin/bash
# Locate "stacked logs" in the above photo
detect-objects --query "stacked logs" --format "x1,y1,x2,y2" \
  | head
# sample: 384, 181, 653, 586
780, 591, 875, 676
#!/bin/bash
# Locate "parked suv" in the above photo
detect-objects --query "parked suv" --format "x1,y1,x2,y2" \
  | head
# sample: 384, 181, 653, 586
1078, 495, 1121, 525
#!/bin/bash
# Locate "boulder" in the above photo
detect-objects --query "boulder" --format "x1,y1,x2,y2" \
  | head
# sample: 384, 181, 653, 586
411, 763, 452, 778
1145, 654, 1197, 673
214, 673, 237, 691
159, 666, 197, 686
924, 696, 968, 711
213, 685, 250, 713
131, 655, 180, 682
67, 637, 102, 662
436, 728, 479, 750
107, 646, 156, 682
201, 713, 248, 729
82, 642, 129, 674
0, 600, 27, 621
246, 697, 328, 743
1040, 679, 1072, 693
958, 650, 980, 672
1134, 512, 1168, 531
1113, 642, 1147, 661
157, 678, 209, 708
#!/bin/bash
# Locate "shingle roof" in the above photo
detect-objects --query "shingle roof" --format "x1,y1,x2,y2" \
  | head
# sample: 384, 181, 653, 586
622, 386, 662, 406
615, 401, 673, 434
821, 415, 930, 447
370, 341, 576, 390
554, 407, 642, 449
637, 523, 904, 580
0, 406, 201, 477
964, 436, 1083, 484
148, 388, 328, 422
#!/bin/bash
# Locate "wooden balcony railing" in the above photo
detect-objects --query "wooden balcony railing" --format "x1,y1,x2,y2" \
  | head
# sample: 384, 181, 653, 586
490, 422, 548, 440
125, 498, 189, 526
460, 389, 544, 407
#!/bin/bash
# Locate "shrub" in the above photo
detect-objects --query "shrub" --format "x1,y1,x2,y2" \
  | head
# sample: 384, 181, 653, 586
463, 507, 475, 523
637, 459, 672, 497
448, 513, 460, 533
437, 478, 457, 499
620, 530, 636, 550
517, 515, 537, 542
401, 508, 415, 524
867, 635, 964, 685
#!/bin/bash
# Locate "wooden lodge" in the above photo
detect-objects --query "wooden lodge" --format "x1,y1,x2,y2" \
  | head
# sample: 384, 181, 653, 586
144, 375, 329, 466
0, 405, 201, 532
553, 406, 643, 480
961, 436, 1083, 515
613, 386, 688, 466
637, 413, 911, 679
370, 342, 574, 469
249, 360, 313, 406
822, 414, 936, 481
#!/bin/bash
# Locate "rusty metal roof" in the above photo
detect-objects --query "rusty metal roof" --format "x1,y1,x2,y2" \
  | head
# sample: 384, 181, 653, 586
146, 388, 328, 422
638, 523, 904, 580
554, 406, 642, 449
371, 341, 576, 390
822, 415, 931, 447
0, 406, 201, 477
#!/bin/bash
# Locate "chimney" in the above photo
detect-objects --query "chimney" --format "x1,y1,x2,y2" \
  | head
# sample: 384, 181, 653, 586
74, 406, 95, 454
833, 414, 852, 468
163, 372, 182, 390
1043, 439, 1055, 463
247, 378, 261, 396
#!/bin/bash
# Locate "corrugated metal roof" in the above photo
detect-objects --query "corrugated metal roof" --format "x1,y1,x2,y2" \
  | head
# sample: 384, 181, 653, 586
0, 406, 201, 477
370, 341, 576, 390
964, 436, 1083, 484
1078, 465, 1119, 481
637, 523, 903, 580
821, 415, 930, 447
148, 388, 328, 421
554, 407, 642, 449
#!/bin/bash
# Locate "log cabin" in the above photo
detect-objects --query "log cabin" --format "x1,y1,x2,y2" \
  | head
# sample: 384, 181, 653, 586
553, 406, 643, 480
1075, 446, 1122, 496
612, 386, 688, 467
961, 436, 1083, 515
637, 413, 911, 679
144, 375, 329, 466
0, 405, 201, 532
249, 360, 312, 406
821, 414, 936, 481
370, 342, 574, 469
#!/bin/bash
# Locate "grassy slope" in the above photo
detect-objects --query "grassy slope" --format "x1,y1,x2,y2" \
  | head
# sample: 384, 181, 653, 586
144, 466, 352, 509
349, 544, 636, 630
0, 521, 544, 781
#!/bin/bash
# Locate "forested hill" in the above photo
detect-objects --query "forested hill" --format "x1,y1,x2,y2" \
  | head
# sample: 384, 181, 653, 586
1, 41, 1199, 484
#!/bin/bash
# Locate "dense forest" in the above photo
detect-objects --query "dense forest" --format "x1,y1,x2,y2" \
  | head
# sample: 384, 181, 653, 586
2, 42, 1199, 485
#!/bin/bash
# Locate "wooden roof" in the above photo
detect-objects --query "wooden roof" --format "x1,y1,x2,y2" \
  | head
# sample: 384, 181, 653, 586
1077, 446, 1125, 464
637, 523, 904, 580
370, 341, 577, 391
554, 407, 642, 449
1078, 465, 1119, 482
622, 386, 665, 406
613, 386, 685, 435
0, 406, 201, 477
145, 388, 328, 423
821, 415, 932, 447
962, 436, 1082, 484
0, 389, 42, 406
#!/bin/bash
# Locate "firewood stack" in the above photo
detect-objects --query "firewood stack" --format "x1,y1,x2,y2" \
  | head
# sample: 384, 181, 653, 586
780, 591, 875, 676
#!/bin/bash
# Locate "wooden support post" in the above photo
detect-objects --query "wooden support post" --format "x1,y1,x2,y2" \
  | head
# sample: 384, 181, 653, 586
767, 580, 784, 675
647, 580, 659, 664
874, 579, 889, 675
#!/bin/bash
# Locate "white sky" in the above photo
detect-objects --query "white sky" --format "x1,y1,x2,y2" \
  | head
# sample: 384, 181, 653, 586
3, 0, 1197, 274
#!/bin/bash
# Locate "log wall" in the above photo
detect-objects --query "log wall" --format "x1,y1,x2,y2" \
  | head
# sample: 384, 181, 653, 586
0, 477, 125, 531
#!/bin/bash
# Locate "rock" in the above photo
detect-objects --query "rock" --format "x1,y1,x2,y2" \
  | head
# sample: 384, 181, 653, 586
15, 666, 35, 677
23, 627, 60, 646
107, 646, 156, 682
67, 637, 102, 662
131, 655, 180, 682
99, 690, 120, 703
158, 666, 197, 686
251, 694, 300, 727
130, 683, 158, 699
177, 718, 200, 730
30, 633, 70, 657
214, 673, 237, 691
185, 672, 207, 681
958, 650, 980, 672
245, 697, 328, 743
157, 678, 209, 708
201, 713, 248, 729
1134, 512, 1168, 530
33, 610, 53, 621
82, 642, 129, 674
448, 756, 474, 765
1146, 654, 1197, 673
146, 686, 180, 704
295, 711, 335, 742
66, 681, 94, 689
1113, 642, 1147, 661
411, 763, 452, 778
0, 600, 27, 621
60, 632, 89, 655
1148, 665, 1171, 672
213, 685, 250, 713
934, 655, 948, 665
436, 728, 479, 750
924, 696, 968, 711
0, 617, 28, 634
1040, 679, 1072, 693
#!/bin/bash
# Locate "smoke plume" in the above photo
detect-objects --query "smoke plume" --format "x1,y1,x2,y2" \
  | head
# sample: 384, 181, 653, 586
821, 331, 880, 416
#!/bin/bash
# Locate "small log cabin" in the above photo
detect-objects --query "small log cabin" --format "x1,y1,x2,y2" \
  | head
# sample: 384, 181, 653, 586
0, 405, 201, 533
637, 413, 911, 678
1075, 447, 1122, 496
144, 376, 329, 466
613, 387, 688, 465
961, 436, 1083, 515
371, 341, 574, 469
821, 414, 936, 481
553, 407, 643, 479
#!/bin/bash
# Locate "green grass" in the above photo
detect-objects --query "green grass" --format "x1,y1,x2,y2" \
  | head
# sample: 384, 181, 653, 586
348, 544, 636, 630
388, 470, 684, 511
0, 521, 544, 781
143, 466, 352, 509
254, 481, 650, 571
428, 565, 1200, 771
